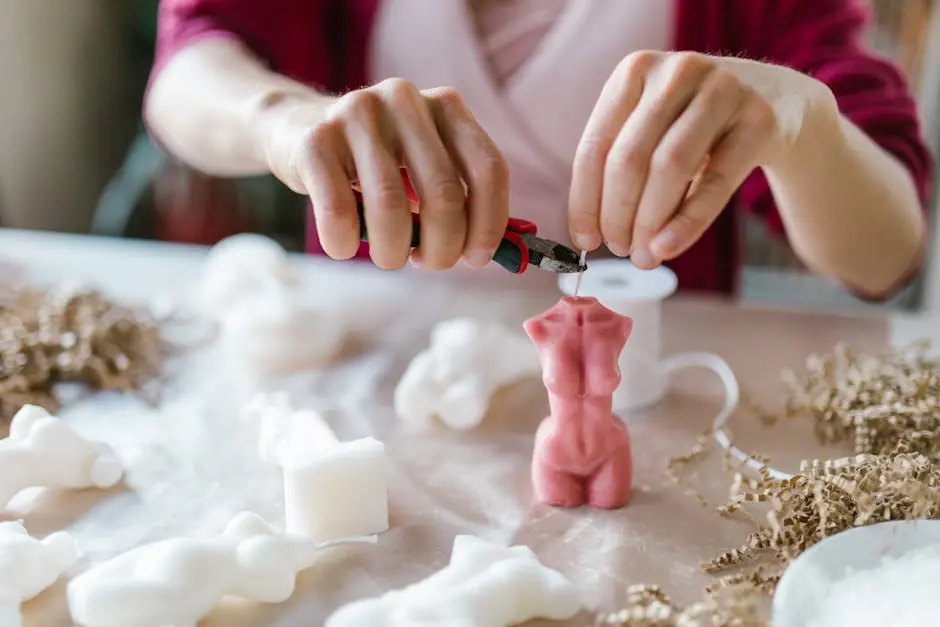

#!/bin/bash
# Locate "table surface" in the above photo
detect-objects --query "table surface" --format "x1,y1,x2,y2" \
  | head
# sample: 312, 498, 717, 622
0, 230, 889, 626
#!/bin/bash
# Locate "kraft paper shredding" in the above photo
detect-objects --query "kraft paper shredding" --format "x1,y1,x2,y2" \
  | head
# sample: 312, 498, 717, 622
598, 342, 940, 626
0, 283, 169, 420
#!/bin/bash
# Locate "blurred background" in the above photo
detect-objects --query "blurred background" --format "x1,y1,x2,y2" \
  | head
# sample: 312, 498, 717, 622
0, 0, 937, 312
740, 0, 940, 313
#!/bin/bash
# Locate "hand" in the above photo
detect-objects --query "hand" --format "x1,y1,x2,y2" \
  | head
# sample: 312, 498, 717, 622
569, 51, 824, 268
260, 79, 509, 270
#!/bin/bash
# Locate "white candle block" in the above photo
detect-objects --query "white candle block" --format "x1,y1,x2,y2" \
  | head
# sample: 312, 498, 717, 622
67, 512, 336, 627
0, 521, 80, 627
283, 437, 389, 543
325, 534, 582, 627
0, 405, 123, 509
253, 397, 390, 544
394, 318, 541, 430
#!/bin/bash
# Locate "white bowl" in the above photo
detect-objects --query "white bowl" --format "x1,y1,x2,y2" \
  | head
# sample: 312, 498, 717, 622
772, 519, 940, 626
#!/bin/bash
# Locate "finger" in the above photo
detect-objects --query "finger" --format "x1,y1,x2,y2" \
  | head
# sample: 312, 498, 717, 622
341, 91, 413, 270
569, 51, 658, 251
425, 87, 509, 269
379, 79, 467, 270
600, 53, 713, 257
629, 71, 745, 269
650, 106, 771, 260
296, 122, 361, 260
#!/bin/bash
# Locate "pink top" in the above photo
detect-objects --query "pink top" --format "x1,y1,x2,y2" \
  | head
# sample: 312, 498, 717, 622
367, 0, 671, 257
149, 0, 933, 297
470, 0, 569, 85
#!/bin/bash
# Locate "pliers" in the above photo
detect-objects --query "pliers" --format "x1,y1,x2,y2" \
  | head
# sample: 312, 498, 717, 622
350, 169, 586, 274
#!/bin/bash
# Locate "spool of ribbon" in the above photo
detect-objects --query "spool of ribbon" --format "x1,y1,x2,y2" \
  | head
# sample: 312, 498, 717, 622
558, 259, 790, 480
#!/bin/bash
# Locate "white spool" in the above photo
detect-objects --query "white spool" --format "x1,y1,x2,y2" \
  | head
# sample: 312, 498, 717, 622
558, 258, 790, 481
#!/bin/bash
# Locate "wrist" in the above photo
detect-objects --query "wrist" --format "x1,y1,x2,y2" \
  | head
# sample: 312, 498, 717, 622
764, 77, 842, 174
244, 87, 335, 183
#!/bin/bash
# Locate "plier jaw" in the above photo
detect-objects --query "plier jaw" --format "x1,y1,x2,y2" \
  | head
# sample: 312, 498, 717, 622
497, 218, 586, 274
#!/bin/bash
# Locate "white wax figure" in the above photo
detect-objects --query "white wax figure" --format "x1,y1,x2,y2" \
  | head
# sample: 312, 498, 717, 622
326, 534, 582, 627
66, 511, 359, 627
394, 318, 542, 430
221, 291, 346, 375
251, 395, 390, 543
197, 233, 300, 319
0, 521, 79, 627
199, 234, 346, 376
0, 404, 123, 509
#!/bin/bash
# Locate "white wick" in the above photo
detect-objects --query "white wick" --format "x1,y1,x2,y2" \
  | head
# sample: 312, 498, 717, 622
573, 250, 587, 297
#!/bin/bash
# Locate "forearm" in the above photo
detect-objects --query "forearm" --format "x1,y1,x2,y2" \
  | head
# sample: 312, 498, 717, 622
144, 37, 331, 176
764, 94, 926, 297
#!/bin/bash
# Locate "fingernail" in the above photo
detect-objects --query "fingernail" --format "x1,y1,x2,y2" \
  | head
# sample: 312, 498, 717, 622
408, 250, 423, 267
651, 229, 679, 256
464, 250, 491, 269
608, 243, 630, 257
573, 233, 599, 251
630, 247, 656, 269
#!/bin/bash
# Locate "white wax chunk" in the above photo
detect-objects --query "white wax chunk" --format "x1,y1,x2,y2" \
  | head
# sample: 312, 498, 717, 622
395, 318, 541, 430
283, 437, 389, 543
0, 405, 123, 509
67, 512, 323, 627
325, 534, 582, 627
250, 396, 390, 543
0, 521, 80, 627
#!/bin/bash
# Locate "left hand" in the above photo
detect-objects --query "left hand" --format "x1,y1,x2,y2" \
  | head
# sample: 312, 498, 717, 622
568, 51, 825, 268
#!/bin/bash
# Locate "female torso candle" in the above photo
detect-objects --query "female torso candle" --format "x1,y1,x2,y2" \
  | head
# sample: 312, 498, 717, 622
523, 297, 634, 509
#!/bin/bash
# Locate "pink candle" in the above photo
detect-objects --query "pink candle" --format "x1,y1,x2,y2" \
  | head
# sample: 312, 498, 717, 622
523, 297, 634, 509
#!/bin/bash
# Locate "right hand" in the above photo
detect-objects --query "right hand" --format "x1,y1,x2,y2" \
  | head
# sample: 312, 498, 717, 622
258, 79, 510, 270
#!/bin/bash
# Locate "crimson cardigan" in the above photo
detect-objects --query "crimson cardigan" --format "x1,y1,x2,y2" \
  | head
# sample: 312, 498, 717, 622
152, 0, 933, 295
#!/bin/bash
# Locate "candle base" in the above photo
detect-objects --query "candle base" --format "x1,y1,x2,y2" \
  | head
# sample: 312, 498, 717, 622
531, 414, 634, 509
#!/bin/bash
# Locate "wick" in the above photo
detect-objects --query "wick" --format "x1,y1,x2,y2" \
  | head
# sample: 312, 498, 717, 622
573, 250, 587, 297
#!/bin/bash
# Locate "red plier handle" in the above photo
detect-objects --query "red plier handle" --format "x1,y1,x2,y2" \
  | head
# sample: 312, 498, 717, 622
498, 218, 537, 274
350, 168, 537, 274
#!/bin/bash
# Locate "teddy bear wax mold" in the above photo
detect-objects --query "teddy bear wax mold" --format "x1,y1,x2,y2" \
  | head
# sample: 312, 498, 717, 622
0, 521, 79, 627
0, 404, 123, 509
524, 297, 634, 509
